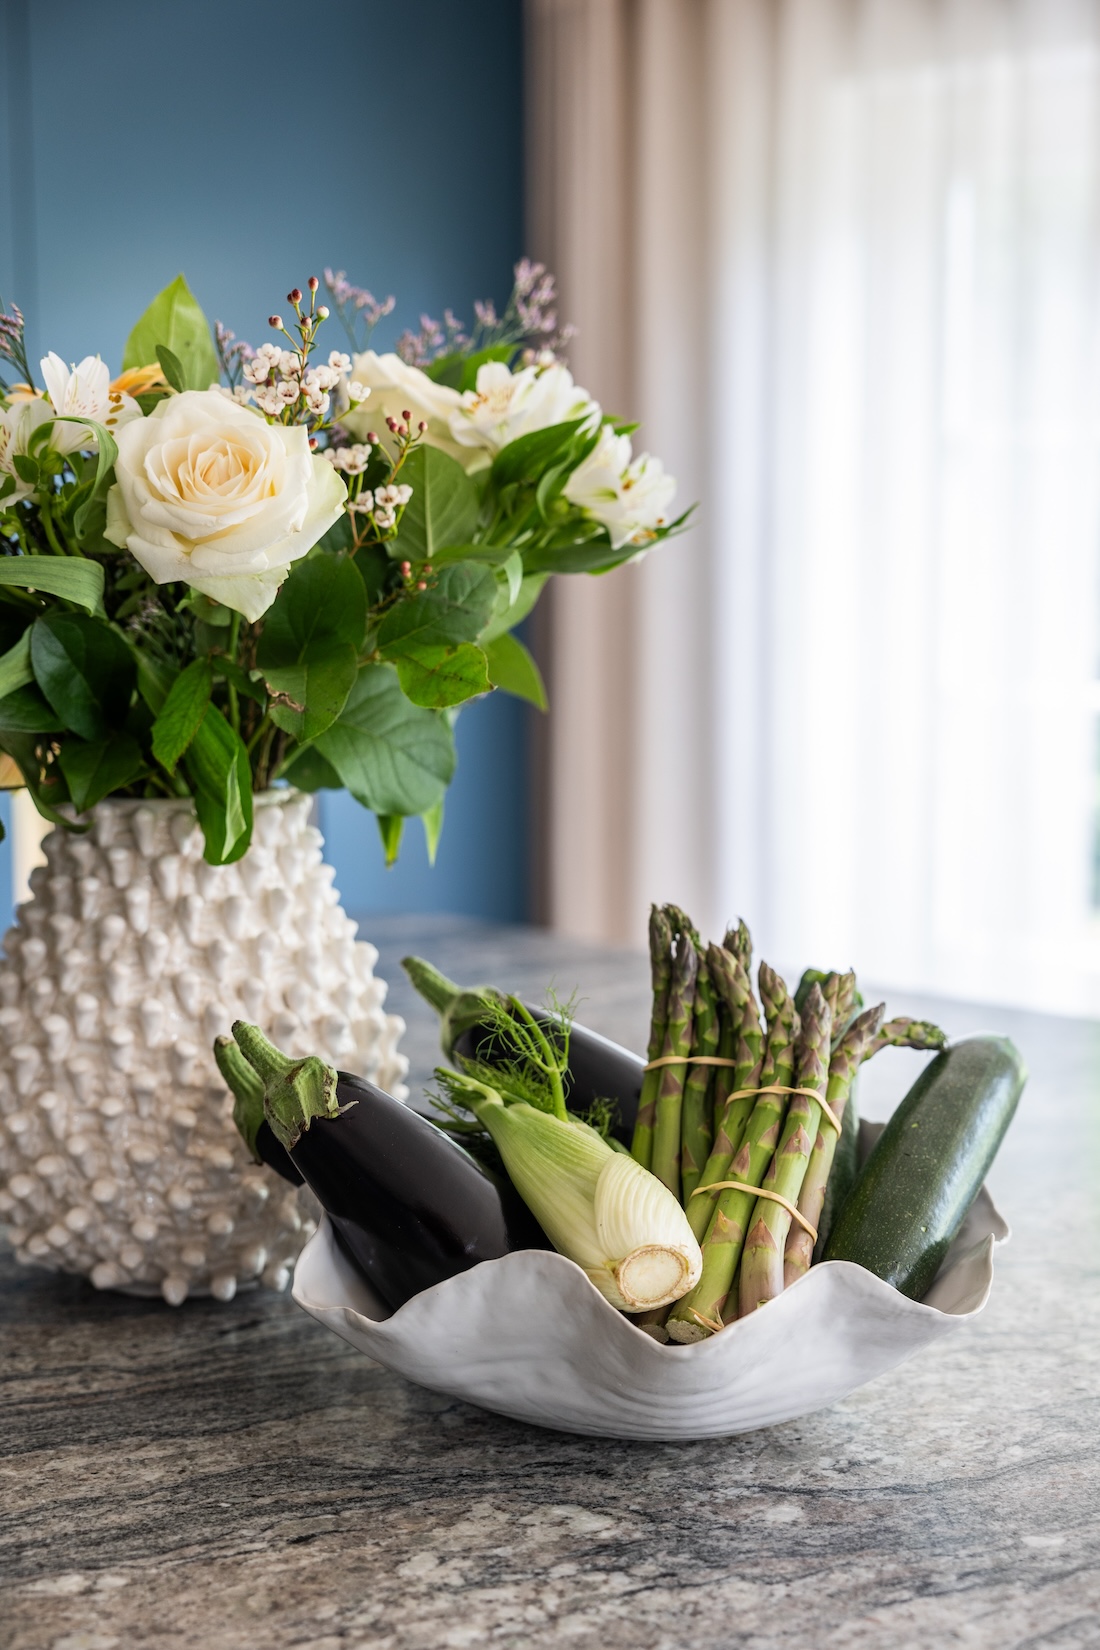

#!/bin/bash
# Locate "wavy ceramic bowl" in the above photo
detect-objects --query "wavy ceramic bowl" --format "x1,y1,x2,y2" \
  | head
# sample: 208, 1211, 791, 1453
292, 1123, 1009, 1440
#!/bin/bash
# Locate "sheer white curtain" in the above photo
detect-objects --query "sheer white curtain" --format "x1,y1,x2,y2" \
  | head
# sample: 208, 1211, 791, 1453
528, 0, 1100, 1014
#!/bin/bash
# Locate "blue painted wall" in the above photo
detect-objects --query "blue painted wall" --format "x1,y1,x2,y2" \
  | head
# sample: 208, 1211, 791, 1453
0, 0, 530, 926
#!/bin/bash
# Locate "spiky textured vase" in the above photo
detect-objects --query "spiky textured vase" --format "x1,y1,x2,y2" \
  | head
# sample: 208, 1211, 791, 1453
0, 789, 408, 1304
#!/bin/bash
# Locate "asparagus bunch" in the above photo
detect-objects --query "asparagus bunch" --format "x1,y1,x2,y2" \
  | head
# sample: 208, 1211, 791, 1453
782, 1000, 884, 1286
666, 964, 799, 1341
625, 906, 949, 1335
738, 982, 834, 1316
685, 945, 764, 1238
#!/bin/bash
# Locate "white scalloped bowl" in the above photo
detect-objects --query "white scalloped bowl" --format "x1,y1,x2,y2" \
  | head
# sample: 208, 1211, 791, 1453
292, 1122, 1009, 1440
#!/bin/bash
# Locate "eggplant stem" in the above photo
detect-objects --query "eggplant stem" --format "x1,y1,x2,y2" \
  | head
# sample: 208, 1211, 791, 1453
232, 1020, 298, 1086
214, 1034, 265, 1160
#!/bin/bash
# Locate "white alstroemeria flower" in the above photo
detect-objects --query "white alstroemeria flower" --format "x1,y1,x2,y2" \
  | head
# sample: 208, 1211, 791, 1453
104, 389, 346, 621
0, 397, 54, 502
563, 423, 677, 551
449, 360, 599, 457
340, 350, 469, 465
39, 352, 142, 454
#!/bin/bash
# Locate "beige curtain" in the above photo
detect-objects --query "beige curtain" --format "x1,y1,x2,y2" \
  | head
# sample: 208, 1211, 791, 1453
527, 0, 743, 947
528, 0, 1100, 1015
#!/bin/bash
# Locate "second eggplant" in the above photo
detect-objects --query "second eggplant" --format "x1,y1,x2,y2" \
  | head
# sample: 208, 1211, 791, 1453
403, 956, 645, 1144
230, 1022, 548, 1312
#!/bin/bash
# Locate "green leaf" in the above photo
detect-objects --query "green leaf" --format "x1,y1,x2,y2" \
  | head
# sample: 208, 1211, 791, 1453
280, 744, 341, 792
390, 446, 479, 563
375, 813, 405, 865
30, 613, 135, 740
316, 512, 355, 555
378, 561, 497, 656
12, 453, 38, 485
425, 542, 516, 569
480, 572, 548, 645
135, 650, 173, 714
57, 733, 145, 812
500, 549, 523, 607
214, 656, 267, 706
394, 642, 490, 709
257, 553, 368, 661
0, 631, 33, 699
0, 731, 75, 826
521, 536, 640, 576
151, 657, 213, 774
0, 558, 105, 616
184, 702, 253, 864
265, 639, 359, 742
352, 540, 391, 606
314, 663, 456, 817
155, 344, 187, 394
122, 274, 220, 392
63, 420, 118, 543
490, 418, 591, 490
425, 343, 515, 391
0, 475, 16, 503
484, 632, 548, 710
0, 684, 63, 732
421, 797, 444, 865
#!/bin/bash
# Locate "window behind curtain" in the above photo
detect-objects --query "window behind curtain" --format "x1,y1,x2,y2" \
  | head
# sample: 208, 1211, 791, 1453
750, 8, 1100, 1014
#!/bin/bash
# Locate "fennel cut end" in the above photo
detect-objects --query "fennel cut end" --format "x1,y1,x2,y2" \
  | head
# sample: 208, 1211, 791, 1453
615, 1245, 700, 1312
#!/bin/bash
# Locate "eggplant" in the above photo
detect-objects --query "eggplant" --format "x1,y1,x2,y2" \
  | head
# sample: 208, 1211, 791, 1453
403, 957, 645, 1144
255, 1119, 304, 1186
230, 1023, 547, 1311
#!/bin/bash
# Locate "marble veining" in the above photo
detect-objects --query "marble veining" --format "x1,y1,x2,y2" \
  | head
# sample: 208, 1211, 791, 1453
3, 914, 1100, 1649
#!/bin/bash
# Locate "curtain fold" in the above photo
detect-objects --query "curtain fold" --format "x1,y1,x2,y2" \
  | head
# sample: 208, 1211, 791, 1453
528, 0, 1100, 1014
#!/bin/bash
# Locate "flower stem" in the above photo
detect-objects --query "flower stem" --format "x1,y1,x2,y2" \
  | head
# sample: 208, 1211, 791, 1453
226, 612, 241, 735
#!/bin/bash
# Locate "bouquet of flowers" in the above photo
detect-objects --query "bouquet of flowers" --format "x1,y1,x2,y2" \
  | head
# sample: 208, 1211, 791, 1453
0, 265, 685, 866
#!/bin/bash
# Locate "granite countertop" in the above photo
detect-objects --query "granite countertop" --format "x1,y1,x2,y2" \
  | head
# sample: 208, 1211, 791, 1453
4, 915, 1100, 1650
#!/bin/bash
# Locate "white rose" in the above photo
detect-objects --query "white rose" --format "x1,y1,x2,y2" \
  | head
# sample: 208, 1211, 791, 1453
340, 350, 472, 467
449, 360, 599, 457
104, 390, 346, 622
0, 397, 53, 501
564, 424, 677, 551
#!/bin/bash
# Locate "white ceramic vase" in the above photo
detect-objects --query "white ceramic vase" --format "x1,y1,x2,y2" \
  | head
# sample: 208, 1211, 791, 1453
0, 788, 407, 1303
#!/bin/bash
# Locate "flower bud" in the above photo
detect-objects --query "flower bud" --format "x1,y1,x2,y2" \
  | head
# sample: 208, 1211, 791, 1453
288, 288, 302, 305
308, 275, 319, 293
317, 306, 330, 320
268, 316, 283, 330
418, 420, 427, 433
366, 431, 379, 446
401, 409, 412, 422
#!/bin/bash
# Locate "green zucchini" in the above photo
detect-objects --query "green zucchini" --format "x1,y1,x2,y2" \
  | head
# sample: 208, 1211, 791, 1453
822, 1034, 1025, 1299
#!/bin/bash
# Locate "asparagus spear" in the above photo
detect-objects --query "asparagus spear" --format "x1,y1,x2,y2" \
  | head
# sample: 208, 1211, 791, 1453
868, 1017, 947, 1055
738, 983, 833, 1316
685, 947, 764, 1239
666, 964, 799, 1337
813, 1071, 860, 1260
630, 906, 674, 1169
649, 931, 699, 1200
782, 1001, 884, 1287
680, 954, 719, 1200
724, 919, 752, 971
830, 970, 859, 1043
666, 1064, 792, 1341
